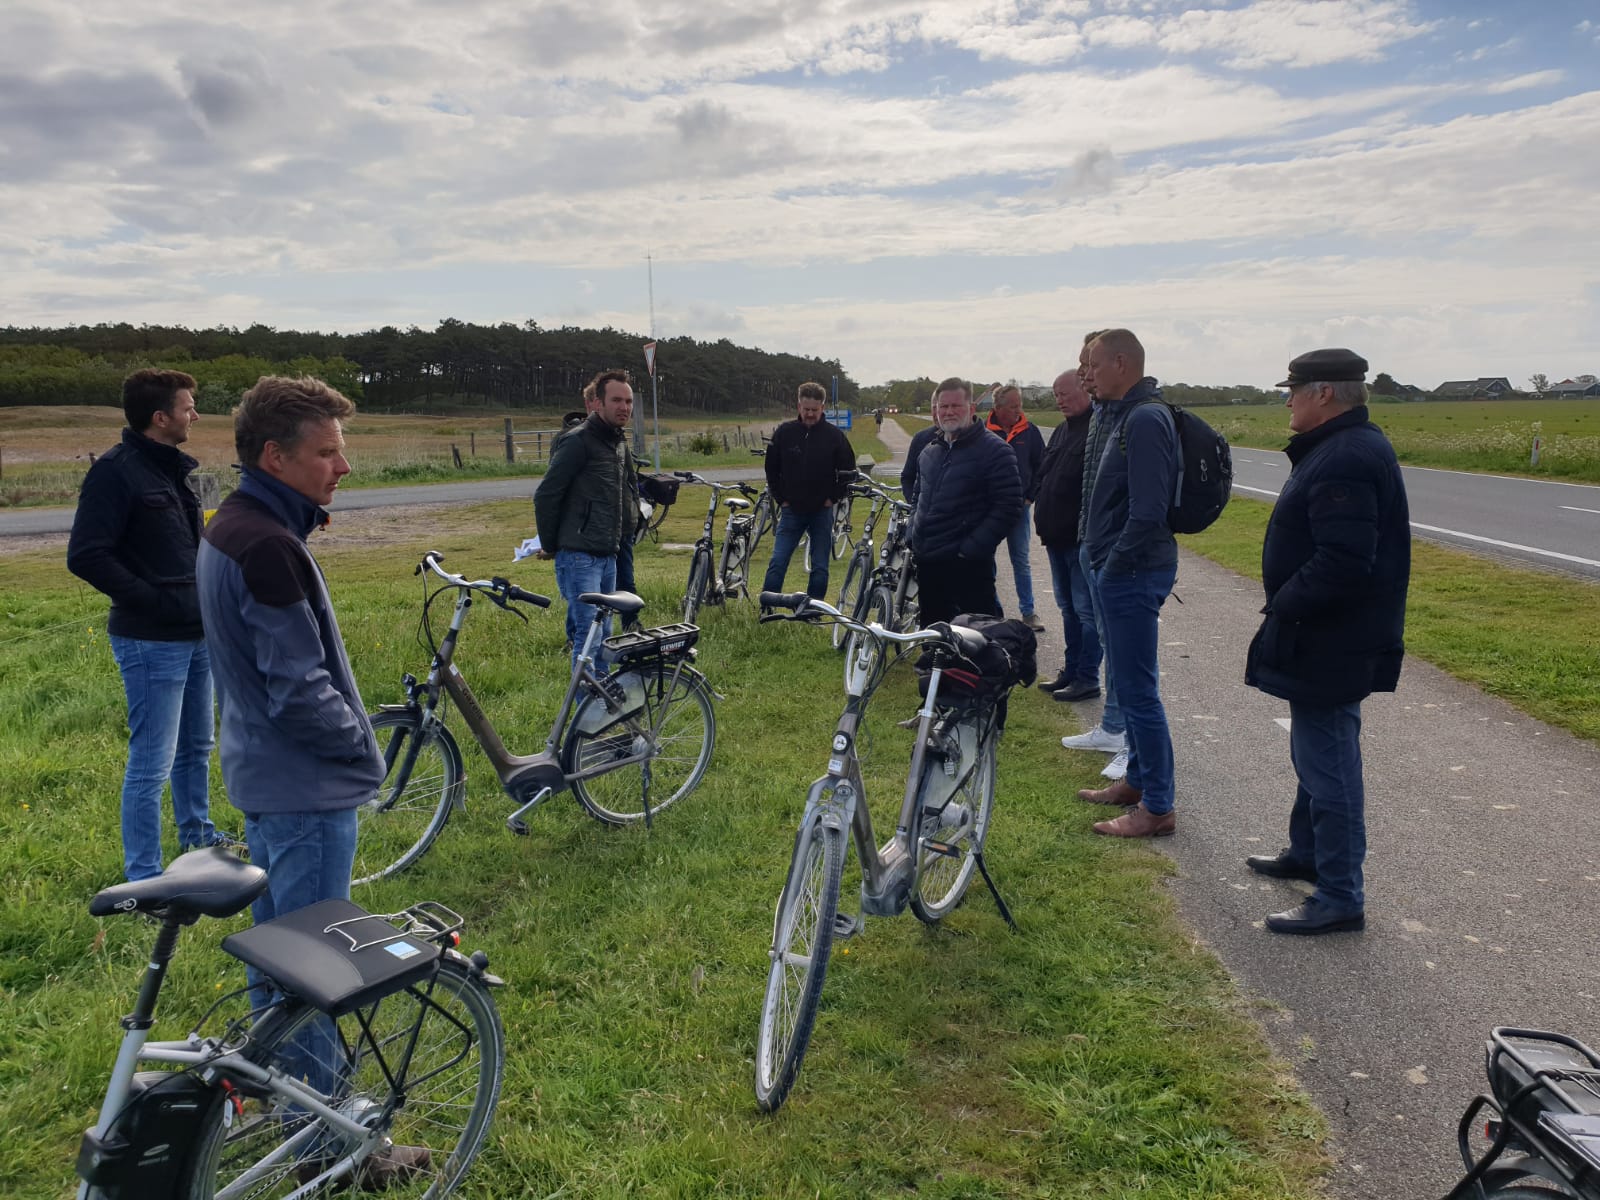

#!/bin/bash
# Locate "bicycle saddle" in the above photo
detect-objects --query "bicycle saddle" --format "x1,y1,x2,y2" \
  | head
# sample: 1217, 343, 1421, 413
580, 590, 645, 616
724, 498, 751, 511
89, 846, 269, 921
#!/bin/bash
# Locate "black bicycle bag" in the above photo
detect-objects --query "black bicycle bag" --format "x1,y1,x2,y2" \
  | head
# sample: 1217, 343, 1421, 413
76, 1069, 219, 1196
639, 474, 680, 506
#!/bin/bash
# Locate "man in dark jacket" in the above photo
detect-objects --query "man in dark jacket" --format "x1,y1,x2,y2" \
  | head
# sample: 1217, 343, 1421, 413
1075, 330, 1181, 839
985, 385, 1047, 630
1245, 349, 1410, 935
909, 378, 1023, 623
761, 381, 855, 599
1033, 369, 1101, 700
68, 368, 235, 880
536, 369, 638, 664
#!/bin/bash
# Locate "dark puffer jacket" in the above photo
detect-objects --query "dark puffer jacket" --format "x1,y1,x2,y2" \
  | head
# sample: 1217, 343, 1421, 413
67, 427, 205, 641
1246, 406, 1411, 706
765, 417, 855, 513
909, 422, 1023, 563
534, 413, 637, 556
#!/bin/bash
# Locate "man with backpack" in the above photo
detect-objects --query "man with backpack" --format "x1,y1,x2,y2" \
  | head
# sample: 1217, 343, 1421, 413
1074, 329, 1181, 838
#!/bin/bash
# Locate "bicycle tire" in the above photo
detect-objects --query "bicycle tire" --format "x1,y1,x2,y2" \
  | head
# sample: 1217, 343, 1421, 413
830, 504, 850, 559
754, 820, 845, 1112
1472, 1186, 1578, 1198
185, 957, 504, 1199
720, 534, 749, 601
910, 722, 997, 923
354, 712, 462, 887
682, 550, 710, 624
564, 667, 716, 825
747, 497, 774, 565
843, 586, 893, 694
831, 553, 868, 651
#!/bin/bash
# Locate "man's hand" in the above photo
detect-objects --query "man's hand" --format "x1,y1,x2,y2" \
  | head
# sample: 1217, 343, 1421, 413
536, 549, 556, 561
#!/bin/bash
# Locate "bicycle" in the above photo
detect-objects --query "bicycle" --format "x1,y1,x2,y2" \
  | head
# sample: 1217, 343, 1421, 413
1442, 1027, 1600, 1198
752, 593, 1019, 1112
355, 552, 716, 885
830, 476, 897, 651
841, 493, 919, 689
76, 846, 503, 1199
675, 472, 761, 623
744, 446, 779, 569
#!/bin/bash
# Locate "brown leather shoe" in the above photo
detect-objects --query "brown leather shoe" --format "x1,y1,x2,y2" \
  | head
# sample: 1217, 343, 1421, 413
1092, 802, 1175, 838
355, 1144, 432, 1192
1077, 779, 1141, 806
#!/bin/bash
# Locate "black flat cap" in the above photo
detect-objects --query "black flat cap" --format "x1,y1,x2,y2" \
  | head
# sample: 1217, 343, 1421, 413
1277, 348, 1368, 387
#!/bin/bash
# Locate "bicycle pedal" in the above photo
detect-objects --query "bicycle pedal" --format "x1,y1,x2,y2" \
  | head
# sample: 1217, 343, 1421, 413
921, 838, 960, 858
505, 816, 530, 836
833, 912, 863, 940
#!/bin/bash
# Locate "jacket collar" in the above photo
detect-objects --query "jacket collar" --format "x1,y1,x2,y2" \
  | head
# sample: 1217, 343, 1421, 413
237, 466, 328, 540
122, 426, 198, 477
941, 419, 989, 447
1100, 377, 1162, 417
985, 412, 1031, 443
584, 412, 625, 444
1285, 405, 1371, 464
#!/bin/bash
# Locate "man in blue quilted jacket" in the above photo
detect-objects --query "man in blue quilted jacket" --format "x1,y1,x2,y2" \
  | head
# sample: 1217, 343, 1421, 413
908, 378, 1023, 624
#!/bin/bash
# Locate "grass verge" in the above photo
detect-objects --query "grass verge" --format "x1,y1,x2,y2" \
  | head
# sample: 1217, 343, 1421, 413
0, 501, 1324, 1198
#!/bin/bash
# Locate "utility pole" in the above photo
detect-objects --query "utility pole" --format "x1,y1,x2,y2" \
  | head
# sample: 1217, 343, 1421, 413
646, 252, 660, 469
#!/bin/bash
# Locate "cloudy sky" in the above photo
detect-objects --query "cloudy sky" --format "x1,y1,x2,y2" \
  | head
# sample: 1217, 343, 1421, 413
4, 0, 1597, 389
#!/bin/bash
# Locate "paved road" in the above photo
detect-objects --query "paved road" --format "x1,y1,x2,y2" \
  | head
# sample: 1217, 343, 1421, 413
1233, 445, 1600, 580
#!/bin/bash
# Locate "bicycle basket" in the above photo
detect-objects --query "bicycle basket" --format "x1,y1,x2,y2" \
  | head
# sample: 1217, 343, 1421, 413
640, 474, 680, 506
603, 622, 699, 664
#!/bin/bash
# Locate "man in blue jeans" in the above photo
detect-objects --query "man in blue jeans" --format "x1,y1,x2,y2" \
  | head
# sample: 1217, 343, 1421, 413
68, 368, 238, 881
1033, 368, 1101, 699
1073, 329, 1181, 838
1245, 348, 1410, 934
761, 381, 855, 601
536, 370, 638, 667
985, 385, 1046, 630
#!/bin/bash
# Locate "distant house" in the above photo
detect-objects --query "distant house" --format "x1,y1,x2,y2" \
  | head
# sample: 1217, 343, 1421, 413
1434, 377, 1514, 399
1548, 377, 1600, 397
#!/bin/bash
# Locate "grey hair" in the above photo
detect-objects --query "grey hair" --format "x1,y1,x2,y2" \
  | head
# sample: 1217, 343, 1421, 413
1305, 380, 1369, 408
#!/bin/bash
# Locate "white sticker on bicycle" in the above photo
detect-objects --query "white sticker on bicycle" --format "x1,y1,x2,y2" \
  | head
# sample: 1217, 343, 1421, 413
384, 941, 423, 960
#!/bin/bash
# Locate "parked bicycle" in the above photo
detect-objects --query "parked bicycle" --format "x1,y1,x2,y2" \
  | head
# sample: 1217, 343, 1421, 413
830, 476, 898, 651
675, 472, 761, 623
355, 552, 716, 885
76, 846, 503, 1199
752, 593, 1019, 1112
841, 492, 919, 688
744, 446, 780, 568
1442, 1026, 1600, 1198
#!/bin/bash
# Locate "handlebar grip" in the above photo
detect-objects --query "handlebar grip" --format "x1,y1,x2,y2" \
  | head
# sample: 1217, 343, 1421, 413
417, 549, 444, 575
674, 470, 694, 480
508, 586, 551, 608
758, 591, 811, 611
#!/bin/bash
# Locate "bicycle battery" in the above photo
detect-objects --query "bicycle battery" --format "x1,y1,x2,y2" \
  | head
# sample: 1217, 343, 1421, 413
222, 898, 442, 1017
76, 1069, 217, 1195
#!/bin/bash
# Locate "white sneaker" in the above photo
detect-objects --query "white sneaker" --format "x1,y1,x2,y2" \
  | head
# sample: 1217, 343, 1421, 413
1059, 727, 1126, 754
1101, 750, 1129, 780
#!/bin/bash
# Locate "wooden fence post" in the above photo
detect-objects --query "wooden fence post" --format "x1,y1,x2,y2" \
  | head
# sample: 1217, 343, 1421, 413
504, 418, 514, 462
470, 431, 476, 457
451, 444, 463, 469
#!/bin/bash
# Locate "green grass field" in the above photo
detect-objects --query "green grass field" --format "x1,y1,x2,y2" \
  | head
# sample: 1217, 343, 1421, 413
1, 501, 1325, 1199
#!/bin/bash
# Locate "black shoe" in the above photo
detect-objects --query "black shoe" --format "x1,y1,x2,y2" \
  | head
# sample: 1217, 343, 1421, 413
1038, 670, 1072, 693
1053, 680, 1102, 702
1245, 851, 1317, 883
1265, 899, 1364, 935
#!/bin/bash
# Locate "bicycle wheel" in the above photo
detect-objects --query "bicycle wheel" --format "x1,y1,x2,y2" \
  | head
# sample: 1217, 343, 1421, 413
831, 553, 868, 651
564, 666, 715, 825
747, 497, 774, 564
843, 586, 893, 694
754, 820, 845, 1112
830, 504, 850, 559
186, 958, 504, 1199
354, 712, 462, 887
682, 550, 710, 624
911, 721, 997, 923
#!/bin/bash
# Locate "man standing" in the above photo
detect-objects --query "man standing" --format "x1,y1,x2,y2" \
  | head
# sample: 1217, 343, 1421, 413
1246, 349, 1410, 935
555, 380, 640, 618
909, 378, 1023, 624
1074, 330, 1181, 838
761, 381, 855, 600
536, 369, 637, 663
197, 374, 383, 930
985, 385, 1047, 631
1032, 369, 1102, 701
68, 368, 235, 881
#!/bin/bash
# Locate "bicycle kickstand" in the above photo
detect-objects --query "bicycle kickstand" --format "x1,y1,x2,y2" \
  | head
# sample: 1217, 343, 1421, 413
973, 852, 1019, 931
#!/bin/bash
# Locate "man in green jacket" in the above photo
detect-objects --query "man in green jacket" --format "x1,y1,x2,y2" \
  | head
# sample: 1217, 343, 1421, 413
534, 369, 637, 667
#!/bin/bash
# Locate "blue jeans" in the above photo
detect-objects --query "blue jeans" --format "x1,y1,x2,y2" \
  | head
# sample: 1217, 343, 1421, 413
1003, 504, 1036, 616
1095, 565, 1177, 814
761, 505, 834, 599
555, 550, 617, 670
1287, 701, 1367, 913
109, 635, 217, 881
243, 808, 359, 1107
1046, 543, 1101, 684
1077, 544, 1124, 735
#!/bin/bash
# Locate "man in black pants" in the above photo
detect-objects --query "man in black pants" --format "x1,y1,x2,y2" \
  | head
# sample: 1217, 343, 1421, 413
761, 381, 856, 599
907, 378, 1022, 624
1033, 368, 1102, 700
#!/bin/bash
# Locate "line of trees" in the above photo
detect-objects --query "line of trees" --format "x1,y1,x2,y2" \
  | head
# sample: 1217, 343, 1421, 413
0, 320, 859, 414
859, 377, 1284, 410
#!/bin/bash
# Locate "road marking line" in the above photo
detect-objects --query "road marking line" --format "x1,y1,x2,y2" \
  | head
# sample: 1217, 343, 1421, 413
1235, 484, 1280, 497
1559, 506, 1600, 515
1408, 523, 1600, 568
1273, 717, 1292, 731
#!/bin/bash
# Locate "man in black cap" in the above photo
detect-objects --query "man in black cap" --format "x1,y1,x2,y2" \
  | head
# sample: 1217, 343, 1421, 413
1244, 348, 1411, 934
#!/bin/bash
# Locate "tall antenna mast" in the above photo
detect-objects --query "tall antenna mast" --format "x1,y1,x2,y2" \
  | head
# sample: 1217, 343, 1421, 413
644, 252, 659, 465
648, 251, 657, 339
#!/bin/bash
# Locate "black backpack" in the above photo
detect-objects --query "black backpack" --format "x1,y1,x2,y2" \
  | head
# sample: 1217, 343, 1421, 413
1121, 400, 1233, 534
915, 613, 1038, 704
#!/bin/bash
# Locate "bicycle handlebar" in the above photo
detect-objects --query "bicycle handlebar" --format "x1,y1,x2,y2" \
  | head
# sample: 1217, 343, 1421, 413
758, 592, 987, 657
417, 551, 552, 608
673, 472, 761, 498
